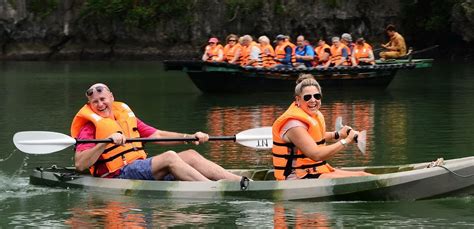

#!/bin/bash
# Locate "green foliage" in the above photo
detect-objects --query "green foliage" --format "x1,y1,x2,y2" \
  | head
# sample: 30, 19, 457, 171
273, 0, 286, 16
79, 0, 191, 29
27, 0, 59, 19
402, 0, 456, 33
323, 0, 341, 9
225, 0, 264, 19
7, 0, 16, 8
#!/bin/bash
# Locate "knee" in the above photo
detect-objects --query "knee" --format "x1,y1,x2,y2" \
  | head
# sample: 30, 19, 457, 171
179, 149, 204, 165
158, 150, 180, 164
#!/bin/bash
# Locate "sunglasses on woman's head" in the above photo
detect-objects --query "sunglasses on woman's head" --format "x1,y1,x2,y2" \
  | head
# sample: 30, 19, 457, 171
86, 86, 107, 96
302, 93, 322, 101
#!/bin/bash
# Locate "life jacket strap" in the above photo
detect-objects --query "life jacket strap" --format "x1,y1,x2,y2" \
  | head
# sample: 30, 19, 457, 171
97, 147, 145, 164
274, 161, 327, 170
92, 147, 145, 177
273, 139, 325, 147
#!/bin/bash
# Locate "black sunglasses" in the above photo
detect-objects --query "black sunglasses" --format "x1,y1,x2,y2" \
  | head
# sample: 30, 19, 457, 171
86, 86, 107, 96
302, 93, 322, 101
228, 39, 236, 42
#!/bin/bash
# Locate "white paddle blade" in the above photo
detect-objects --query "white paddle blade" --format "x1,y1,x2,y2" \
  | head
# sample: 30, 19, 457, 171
13, 131, 76, 154
235, 127, 272, 150
356, 130, 367, 154
335, 116, 343, 132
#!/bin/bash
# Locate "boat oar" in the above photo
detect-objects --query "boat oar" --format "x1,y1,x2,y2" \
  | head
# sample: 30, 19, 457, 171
407, 45, 439, 56
334, 116, 367, 154
13, 127, 273, 154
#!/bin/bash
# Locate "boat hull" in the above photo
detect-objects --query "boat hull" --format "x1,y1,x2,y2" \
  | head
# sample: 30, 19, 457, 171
30, 156, 474, 201
187, 69, 396, 93
164, 60, 433, 93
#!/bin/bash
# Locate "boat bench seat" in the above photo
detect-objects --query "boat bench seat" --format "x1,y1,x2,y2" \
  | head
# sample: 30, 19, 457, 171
229, 169, 276, 181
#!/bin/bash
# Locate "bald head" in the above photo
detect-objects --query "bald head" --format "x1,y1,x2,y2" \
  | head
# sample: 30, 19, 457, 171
85, 83, 111, 98
296, 35, 305, 46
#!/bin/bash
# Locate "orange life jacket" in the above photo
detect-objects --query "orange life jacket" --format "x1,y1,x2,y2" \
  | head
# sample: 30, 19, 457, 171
329, 44, 351, 66
272, 102, 334, 180
314, 44, 331, 65
239, 41, 262, 67
224, 43, 241, 64
204, 44, 224, 62
353, 43, 375, 65
259, 44, 276, 68
71, 101, 147, 177
274, 41, 296, 65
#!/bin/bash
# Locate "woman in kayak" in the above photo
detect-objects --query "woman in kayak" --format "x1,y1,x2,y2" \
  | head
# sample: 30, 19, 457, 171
272, 74, 372, 180
71, 83, 242, 181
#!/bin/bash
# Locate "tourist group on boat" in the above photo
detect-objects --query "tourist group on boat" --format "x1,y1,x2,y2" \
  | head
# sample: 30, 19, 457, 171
202, 24, 407, 69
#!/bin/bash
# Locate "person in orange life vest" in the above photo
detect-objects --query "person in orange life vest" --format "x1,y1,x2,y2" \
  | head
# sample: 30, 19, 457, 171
202, 37, 224, 62
351, 38, 375, 66
380, 24, 407, 60
257, 35, 276, 68
72, 83, 242, 181
294, 35, 315, 69
271, 74, 372, 180
323, 37, 350, 69
223, 34, 242, 65
239, 35, 262, 67
314, 38, 331, 66
273, 34, 295, 68
341, 33, 355, 56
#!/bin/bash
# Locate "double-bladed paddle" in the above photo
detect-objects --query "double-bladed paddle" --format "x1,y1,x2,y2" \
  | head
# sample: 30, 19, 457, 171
13, 127, 273, 154
335, 116, 367, 154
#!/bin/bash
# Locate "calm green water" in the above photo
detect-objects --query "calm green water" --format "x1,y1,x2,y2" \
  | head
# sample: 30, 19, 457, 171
1, 61, 474, 227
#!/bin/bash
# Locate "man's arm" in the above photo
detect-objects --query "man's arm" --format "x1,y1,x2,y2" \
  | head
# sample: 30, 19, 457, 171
281, 46, 293, 64
75, 142, 109, 171
139, 119, 209, 145
74, 125, 126, 171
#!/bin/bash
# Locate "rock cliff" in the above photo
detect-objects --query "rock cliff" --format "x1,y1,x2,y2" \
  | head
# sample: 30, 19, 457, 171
0, 0, 471, 60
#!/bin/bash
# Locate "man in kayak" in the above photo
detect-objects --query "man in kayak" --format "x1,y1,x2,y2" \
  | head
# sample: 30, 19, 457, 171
71, 83, 242, 181
271, 74, 372, 180
379, 24, 407, 60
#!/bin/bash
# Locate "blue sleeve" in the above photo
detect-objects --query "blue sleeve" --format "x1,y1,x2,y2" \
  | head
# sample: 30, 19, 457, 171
305, 46, 315, 57
283, 46, 293, 64
341, 48, 348, 58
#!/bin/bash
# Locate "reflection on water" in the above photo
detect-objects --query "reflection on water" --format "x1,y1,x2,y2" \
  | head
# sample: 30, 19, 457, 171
204, 98, 381, 168
1, 61, 474, 227
274, 202, 330, 228
63, 195, 277, 228
207, 105, 283, 168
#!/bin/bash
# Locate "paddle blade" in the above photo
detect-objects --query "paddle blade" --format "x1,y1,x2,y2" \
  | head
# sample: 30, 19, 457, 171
335, 116, 343, 132
13, 131, 76, 154
235, 127, 272, 150
356, 130, 367, 154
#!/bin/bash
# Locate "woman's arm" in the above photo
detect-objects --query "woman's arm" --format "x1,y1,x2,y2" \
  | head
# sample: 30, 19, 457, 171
285, 126, 356, 162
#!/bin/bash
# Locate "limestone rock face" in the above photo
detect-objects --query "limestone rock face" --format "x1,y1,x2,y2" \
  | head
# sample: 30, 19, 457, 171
452, 0, 474, 42
0, 0, 470, 60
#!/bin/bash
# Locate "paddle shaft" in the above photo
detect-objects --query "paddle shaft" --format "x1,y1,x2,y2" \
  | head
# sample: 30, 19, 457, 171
76, 136, 236, 144
409, 45, 439, 55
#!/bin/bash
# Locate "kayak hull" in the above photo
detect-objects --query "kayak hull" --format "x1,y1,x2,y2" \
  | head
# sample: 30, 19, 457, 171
30, 156, 474, 201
